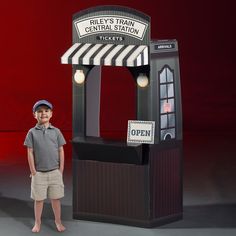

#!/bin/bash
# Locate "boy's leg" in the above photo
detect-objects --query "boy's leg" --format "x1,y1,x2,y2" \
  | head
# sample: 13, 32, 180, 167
51, 199, 66, 232
32, 200, 44, 233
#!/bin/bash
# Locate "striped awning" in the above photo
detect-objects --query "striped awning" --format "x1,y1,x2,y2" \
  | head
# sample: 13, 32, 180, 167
61, 43, 149, 67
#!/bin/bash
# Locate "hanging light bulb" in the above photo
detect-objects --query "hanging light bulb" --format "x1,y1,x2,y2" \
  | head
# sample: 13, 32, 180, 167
137, 73, 149, 87
74, 70, 85, 84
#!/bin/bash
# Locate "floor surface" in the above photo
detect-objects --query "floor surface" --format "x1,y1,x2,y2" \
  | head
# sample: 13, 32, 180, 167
0, 131, 236, 236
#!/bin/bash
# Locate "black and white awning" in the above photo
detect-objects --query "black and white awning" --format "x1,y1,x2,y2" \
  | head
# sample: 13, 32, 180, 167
61, 43, 149, 67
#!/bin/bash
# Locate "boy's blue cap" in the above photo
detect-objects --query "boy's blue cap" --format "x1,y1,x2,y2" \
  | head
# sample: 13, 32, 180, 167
33, 100, 53, 113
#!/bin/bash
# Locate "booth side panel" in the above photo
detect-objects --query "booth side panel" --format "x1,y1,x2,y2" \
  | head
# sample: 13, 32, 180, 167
86, 66, 101, 137
149, 143, 183, 221
73, 159, 150, 226
150, 44, 182, 143
72, 66, 86, 137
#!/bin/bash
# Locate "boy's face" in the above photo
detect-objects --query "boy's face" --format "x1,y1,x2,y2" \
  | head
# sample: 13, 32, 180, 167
33, 106, 52, 125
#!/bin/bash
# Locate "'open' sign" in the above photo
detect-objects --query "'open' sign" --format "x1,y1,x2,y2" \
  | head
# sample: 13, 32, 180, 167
127, 120, 155, 144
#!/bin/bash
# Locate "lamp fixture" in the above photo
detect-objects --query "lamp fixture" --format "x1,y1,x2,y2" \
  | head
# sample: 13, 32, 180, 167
137, 73, 148, 87
74, 70, 85, 84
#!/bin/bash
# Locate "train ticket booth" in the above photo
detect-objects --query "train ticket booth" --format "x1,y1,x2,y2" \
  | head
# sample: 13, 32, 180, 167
61, 6, 183, 227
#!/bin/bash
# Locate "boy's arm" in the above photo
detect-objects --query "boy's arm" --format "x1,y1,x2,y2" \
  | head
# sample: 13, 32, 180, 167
27, 147, 37, 176
59, 146, 65, 174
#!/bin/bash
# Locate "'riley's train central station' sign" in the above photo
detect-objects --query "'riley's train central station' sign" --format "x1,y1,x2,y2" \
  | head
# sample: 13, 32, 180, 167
72, 7, 150, 45
75, 16, 148, 40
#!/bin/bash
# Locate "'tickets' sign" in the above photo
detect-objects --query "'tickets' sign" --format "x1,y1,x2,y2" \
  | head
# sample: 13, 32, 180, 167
127, 120, 155, 144
75, 15, 148, 40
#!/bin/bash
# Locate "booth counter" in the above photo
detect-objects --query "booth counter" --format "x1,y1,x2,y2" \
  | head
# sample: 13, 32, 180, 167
72, 136, 148, 164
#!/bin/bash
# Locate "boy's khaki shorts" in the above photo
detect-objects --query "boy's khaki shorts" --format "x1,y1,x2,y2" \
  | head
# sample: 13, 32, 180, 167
31, 169, 64, 201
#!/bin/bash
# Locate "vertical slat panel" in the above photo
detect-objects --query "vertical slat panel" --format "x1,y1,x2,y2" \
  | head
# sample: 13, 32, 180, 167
150, 147, 182, 218
74, 160, 149, 220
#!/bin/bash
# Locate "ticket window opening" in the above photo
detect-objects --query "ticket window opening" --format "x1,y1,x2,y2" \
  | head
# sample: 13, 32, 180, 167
73, 65, 148, 165
99, 66, 136, 141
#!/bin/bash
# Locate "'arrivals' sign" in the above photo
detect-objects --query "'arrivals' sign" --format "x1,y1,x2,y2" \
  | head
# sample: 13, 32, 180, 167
75, 15, 148, 40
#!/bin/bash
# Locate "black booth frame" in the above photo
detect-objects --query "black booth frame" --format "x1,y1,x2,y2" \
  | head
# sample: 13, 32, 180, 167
62, 5, 183, 227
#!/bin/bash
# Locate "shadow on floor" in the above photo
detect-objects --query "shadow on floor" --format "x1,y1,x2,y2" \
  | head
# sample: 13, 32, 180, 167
0, 193, 72, 230
162, 204, 236, 228
1, 193, 235, 229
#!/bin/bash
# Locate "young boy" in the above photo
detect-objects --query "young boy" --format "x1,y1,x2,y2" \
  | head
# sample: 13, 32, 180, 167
24, 100, 66, 233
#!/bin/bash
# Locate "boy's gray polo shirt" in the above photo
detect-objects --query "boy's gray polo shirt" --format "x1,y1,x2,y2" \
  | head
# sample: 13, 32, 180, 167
24, 124, 66, 172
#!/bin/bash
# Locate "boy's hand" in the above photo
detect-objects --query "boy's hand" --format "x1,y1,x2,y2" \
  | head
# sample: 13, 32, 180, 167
31, 171, 37, 176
